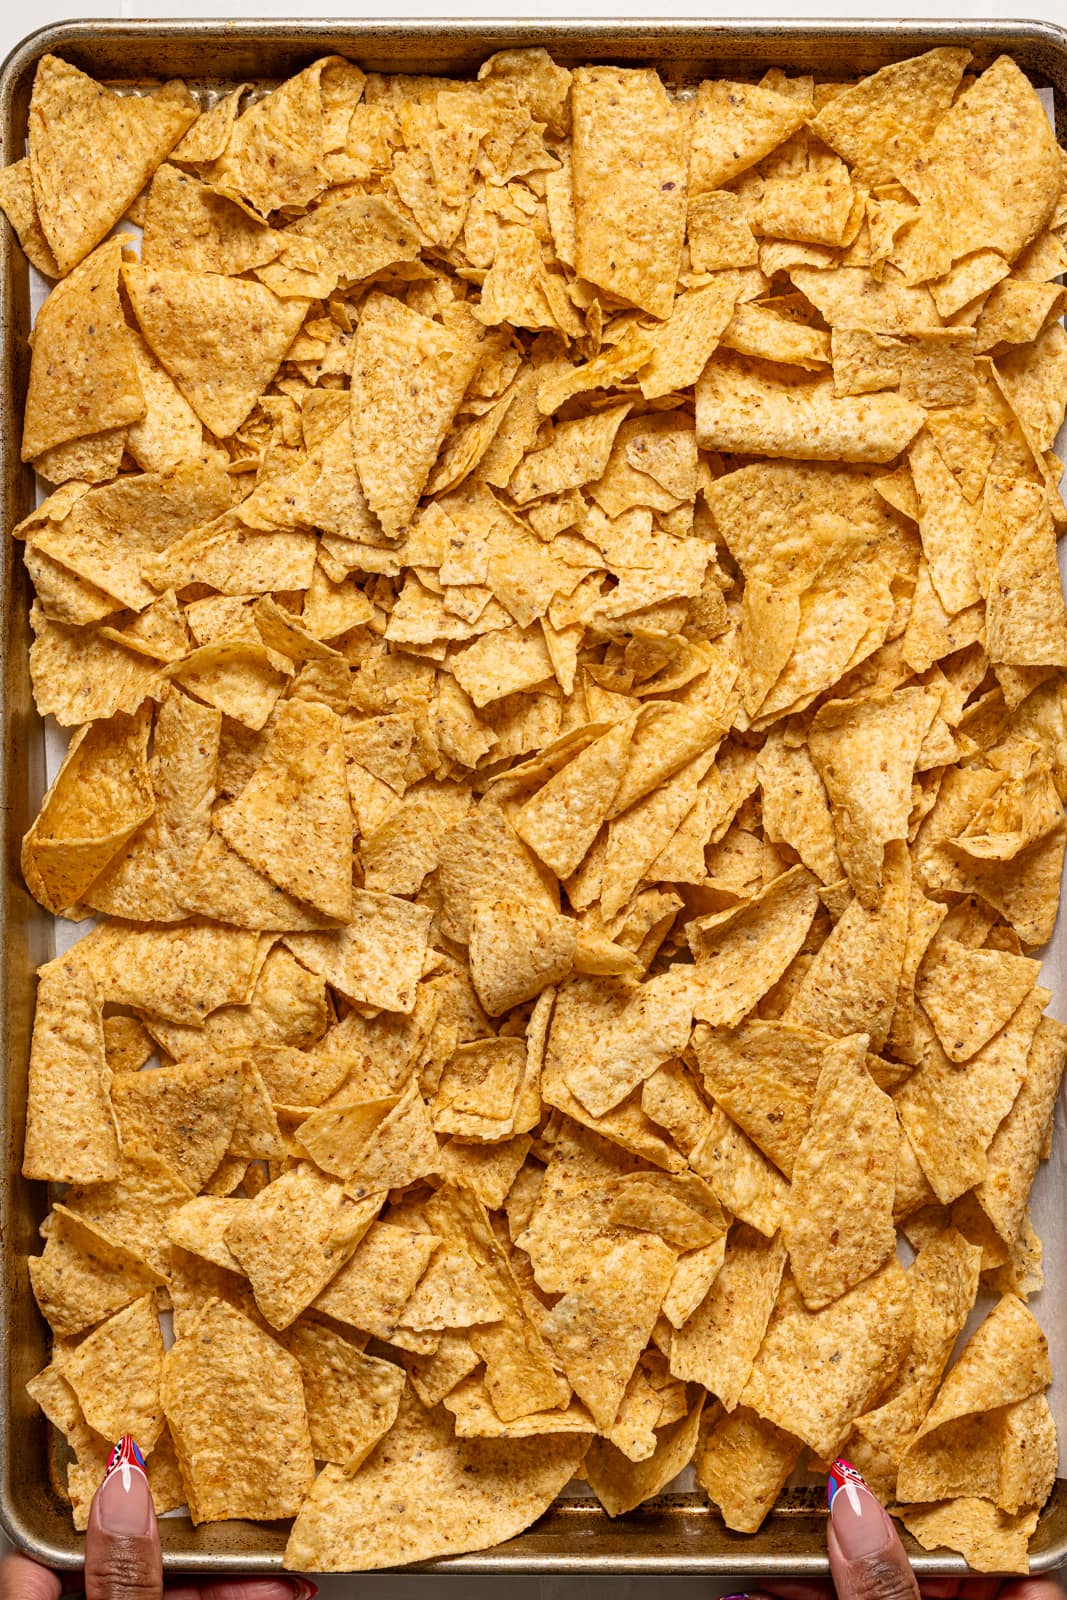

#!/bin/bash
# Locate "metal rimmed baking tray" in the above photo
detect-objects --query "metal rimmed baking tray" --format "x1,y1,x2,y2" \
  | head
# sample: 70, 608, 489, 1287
2, 16, 1067, 1575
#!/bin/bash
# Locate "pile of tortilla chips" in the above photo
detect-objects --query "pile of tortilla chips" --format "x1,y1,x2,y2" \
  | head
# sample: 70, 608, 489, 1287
7, 42, 1067, 1574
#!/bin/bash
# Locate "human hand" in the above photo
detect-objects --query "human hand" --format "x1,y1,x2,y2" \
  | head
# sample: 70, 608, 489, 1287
0, 1437, 317, 1600
725, 1458, 1063, 1600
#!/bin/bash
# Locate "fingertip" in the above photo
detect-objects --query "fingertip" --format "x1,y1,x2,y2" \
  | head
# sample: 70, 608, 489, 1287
0, 1552, 63, 1600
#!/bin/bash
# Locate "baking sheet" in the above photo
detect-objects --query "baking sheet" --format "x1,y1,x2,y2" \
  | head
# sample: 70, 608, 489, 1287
4, 17, 1067, 1573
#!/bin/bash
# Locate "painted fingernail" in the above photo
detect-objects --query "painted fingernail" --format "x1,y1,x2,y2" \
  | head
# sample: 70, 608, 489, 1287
97, 1436, 154, 1535
827, 1459, 890, 1560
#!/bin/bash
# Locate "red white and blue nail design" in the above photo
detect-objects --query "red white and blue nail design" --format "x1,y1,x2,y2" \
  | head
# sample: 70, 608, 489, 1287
827, 1457, 869, 1510
102, 1434, 147, 1490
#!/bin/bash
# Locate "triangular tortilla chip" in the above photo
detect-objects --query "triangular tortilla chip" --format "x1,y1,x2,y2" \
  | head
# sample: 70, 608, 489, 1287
689, 79, 808, 193
696, 1404, 803, 1533
514, 715, 634, 878
351, 291, 482, 538
62, 1293, 166, 1449
782, 1034, 897, 1309
468, 896, 575, 1016
915, 940, 1040, 1062
283, 1322, 404, 1472
29, 55, 196, 275
213, 700, 352, 921
571, 66, 686, 321
0, 157, 59, 276
110, 1055, 241, 1191
692, 1019, 827, 1178
22, 705, 154, 916
584, 1390, 705, 1517
810, 48, 971, 187
22, 237, 144, 461
975, 1016, 1067, 1245
22, 957, 120, 1185
809, 687, 938, 909
669, 1224, 787, 1407
123, 263, 309, 438
142, 162, 280, 275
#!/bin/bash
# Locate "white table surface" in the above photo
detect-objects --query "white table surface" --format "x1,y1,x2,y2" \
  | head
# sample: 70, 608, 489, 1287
3, 4, 1067, 1595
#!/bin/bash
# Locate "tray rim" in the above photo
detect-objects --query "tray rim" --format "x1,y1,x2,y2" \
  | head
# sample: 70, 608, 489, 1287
2, 12, 1067, 1576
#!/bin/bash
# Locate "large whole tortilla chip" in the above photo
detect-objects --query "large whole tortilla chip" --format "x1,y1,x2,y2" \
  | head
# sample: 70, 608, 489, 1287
284, 1387, 586, 1571
810, 48, 971, 187
29, 55, 196, 276
696, 1405, 803, 1534
571, 67, 686, 321
22, 237, 144, 461
689, 79, 807, 194
163, 1298, 315, 1521
351, 292, 481, 537
22, 958, 120, 1185
123, 263, 308, 439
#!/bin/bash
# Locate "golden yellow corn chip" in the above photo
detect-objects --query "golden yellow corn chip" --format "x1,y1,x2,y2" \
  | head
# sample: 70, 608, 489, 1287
166, 1196, 248, 1272
351, 291, 482, 537
696, 354, 924, 463
809, 687, 937, 909
692, 1019, 828, 1178
22, 956, 119, 1184
123, 264, 308, 438
29, 1204, 164, 1338
895, 1496, 1039, 1574
687, 191, 759, 273
915, 940, 1040, 1063
0, 157, 58, 276
284, 1321, 405, 1471
740, 1261, 913, 1459
782, 1034, 897, 1308
690, 1106, 790, 1236
810, 48, 970, 186
22, 237, 144, 462
571, 67, 685, 321
28, 55, 195, 275
586, 1390, 704, 1517
111, 1055, 241, 1191
142, 163, 279, 275
976, 1016, 1067, 1246
895, 987, 1047, 1203
696, 1404, 803, 1534
163, 1298, 315, 1521
669, 1225, 787, 1407
62, 1293, 165, 1449
689, 79, 808, 194
284, 1387, 586, 1571
312, 1220, 439, 1339
638, 280, 743, 401
61, 1143, 194, 1278
686, 865, 821, 1026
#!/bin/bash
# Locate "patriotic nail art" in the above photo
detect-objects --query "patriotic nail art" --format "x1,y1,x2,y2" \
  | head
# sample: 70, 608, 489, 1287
827, 1457, 869, 1509
103, 1434, 146, 1488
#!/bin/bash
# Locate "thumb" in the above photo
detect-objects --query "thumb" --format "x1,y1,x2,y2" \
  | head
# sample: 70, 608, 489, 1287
827, 1460, 919, 1600
85, 1438, 162, 1600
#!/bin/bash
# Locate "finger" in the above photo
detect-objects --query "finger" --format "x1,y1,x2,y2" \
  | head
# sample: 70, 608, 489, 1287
0, 1552, 63, 1600
992, 1583, 1066, 1600
953, 1583, 1002, 1600
85, 1438, 163, 1600
918, 1583, 965, 1599
827, 1461, 920, 1600
199, 1583, 317, 1600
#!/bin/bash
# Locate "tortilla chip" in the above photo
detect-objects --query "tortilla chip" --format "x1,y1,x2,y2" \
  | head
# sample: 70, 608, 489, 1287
29, 1204, 164, 1339
669, 1225, 787, 1407
915, 941, 1040, 1063
212, 700, 351, 921
696, 1404, 803, 1533
514, 716, 634, 878
284, 1387, 585, 1571
427, 1183, 569, 1421
740, 1261, 913, 1459
976, 1016, 1067, 1245
786, 841, 910, 1051
123, 263, 308, 438
0, 157, 58, 276
585, 1389, 705, 1516
163, 1298, 315, 1521
689, 1108, 790, 1237
351, 291, 482, 537
782, 1034, 897, 1308
22, 957, 120, 1184
689, 79, 807, 193
284, 1322, 405, 1471
686, 866, 822, 1026
696, 354, 924, 463
810, 48, 971, 187
225, 1163, 375, 1329
895, 988, 1047, 1203
62, 1293, 165, 1449
29, 55, 196, 275
142, 162, 280, 275
691, 1019, 828, 1178
900, 56, 1060, 268
284, 892, 431, 1014
895, 1496, 1039, 1574
542, 1234, 677, 1429
638, 280, 743, 401
166, 1196, 248, 1272
571, 67, 685, 320
110, 1055, 241, 1190
22, 237, 144, 462
85, 691, 220, 922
